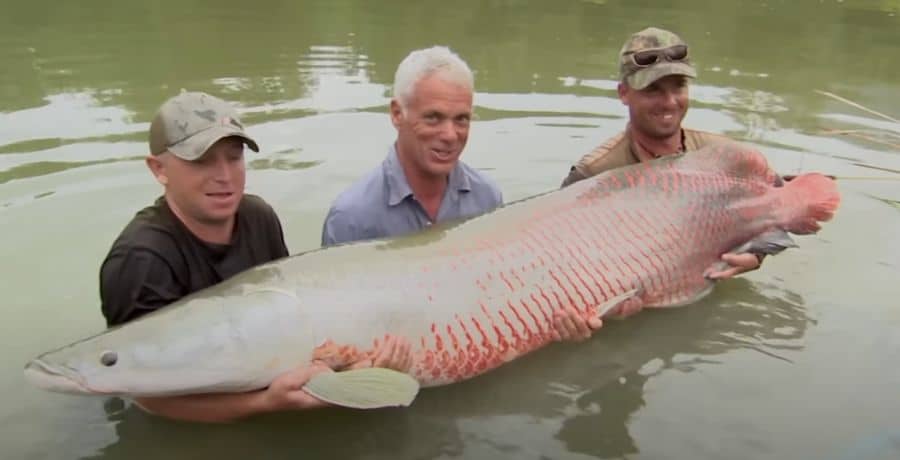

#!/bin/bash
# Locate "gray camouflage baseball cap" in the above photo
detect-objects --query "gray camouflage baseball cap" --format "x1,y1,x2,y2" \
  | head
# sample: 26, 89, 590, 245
619, 27, 697, 90
149, 91, 259, 161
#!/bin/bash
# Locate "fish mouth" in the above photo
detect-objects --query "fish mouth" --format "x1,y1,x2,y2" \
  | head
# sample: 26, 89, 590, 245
24, 359, 95, 395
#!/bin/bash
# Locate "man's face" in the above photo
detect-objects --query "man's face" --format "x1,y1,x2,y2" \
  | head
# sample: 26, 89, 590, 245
619, 74, 689, 139
150, 137, 246, 227
390, 74, 473, 180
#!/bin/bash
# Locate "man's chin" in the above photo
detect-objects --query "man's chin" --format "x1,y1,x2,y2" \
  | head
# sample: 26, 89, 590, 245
200, 203, 240, 225
197, 215, 236, 229
425, 164, 456, 179
646, 124, 681, 139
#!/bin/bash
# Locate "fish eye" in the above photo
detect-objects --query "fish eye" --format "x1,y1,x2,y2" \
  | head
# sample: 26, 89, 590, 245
100, 351, 118, 367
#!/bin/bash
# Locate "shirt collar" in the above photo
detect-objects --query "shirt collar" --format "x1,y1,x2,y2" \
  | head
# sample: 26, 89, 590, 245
383, 144, 472, 207
626, 123, 686, 162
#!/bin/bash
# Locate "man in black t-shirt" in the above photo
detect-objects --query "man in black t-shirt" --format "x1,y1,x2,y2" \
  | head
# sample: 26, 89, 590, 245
99, 91, 411, 423
100, 193, 289, 326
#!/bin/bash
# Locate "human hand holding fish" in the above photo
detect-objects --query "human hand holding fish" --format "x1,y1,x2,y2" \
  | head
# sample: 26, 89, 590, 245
704, 252, 763, 280
551, 294, 646, 342
347, 335, 414, 372
551, 307, 602, 342
22, 141, 843, 415
262, 361, 335, 411
312, 335, 413, 372
129, 360, 338, 423
264, 335, 415, 411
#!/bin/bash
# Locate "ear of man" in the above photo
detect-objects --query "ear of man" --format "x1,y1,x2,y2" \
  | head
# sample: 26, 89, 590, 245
146, 154, 168, 186
389, 99, 404, 128
617, 82, 630, 105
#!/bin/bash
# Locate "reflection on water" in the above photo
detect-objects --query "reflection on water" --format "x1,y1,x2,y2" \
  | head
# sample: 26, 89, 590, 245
555, 278, 810, 458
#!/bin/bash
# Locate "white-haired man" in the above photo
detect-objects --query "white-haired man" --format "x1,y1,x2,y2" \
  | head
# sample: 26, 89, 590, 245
322, 45, 502, 246
323, 46, 602, 343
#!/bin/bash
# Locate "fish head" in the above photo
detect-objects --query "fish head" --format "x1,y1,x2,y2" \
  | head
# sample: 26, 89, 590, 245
23, 321, 173, 396
24, 289, 312, 396
24, 335, 132, 395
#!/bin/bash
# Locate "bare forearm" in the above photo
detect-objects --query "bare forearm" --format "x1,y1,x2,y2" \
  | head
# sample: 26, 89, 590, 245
134, 390, 272, 423
131, 354, 410, 422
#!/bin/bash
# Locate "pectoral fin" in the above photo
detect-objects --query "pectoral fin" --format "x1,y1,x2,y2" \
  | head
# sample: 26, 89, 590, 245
302, 368, 420, 409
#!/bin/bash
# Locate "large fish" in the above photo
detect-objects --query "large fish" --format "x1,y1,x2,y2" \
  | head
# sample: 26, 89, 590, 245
24, 141, 840, 408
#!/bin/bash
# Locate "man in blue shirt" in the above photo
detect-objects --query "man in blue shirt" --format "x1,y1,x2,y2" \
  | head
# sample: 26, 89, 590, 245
322, 46, 607, 343
322, 46, 502, 246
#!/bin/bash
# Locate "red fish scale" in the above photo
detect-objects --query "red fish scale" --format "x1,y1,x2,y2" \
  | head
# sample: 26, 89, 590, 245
410, 148, 798, 386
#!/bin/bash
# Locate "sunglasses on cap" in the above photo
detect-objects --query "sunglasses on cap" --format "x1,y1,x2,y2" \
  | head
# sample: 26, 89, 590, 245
625, 44, 689, 67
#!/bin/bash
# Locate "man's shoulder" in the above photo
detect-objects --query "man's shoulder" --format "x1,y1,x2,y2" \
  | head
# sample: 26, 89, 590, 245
237, 194, 287, 253
240, 193, 275, 212
457, 161, 502, 201
682, 127, 731, 149
110, 203, 181, 254
328, 165, 387, 217
561, 131, 632, 187
321, 164, 387, 245
122, 201, 180, 242
578, 130, 632, 168
238, 194, 281, 222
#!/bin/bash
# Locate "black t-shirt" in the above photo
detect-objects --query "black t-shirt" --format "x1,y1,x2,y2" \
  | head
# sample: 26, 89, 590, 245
99, 194, 289, 326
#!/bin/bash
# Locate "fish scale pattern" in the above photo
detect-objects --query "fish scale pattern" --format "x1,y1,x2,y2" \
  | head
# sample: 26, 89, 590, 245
407, 144, 837, 386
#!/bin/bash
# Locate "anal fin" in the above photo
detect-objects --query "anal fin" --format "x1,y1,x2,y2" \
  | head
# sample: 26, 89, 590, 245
596, 288, 642, 318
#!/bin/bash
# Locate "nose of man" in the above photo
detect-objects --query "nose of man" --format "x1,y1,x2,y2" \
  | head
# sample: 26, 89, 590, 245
209, 155, 239, 183
436, 119, 460, 142
659, 88, 680, 107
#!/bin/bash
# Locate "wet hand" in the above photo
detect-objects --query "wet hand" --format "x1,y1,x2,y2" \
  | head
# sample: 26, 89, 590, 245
551, 307, 602, 342
706, 252, 762, 280
264, 361, 333, 411
311, 339, 363, 370
349, 335, 413, 373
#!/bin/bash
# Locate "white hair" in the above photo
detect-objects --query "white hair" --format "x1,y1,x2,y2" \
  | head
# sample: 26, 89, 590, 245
392, 46, 474, 109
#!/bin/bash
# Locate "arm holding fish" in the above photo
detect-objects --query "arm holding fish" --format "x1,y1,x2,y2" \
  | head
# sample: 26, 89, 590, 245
551, 308, 602, 342
705, 252, 764, 280
101, 247, 327, 421
133, 335, 413, 423
311, 335, 412, 372
347, 335, 414, 372
551, 294, 645, 342
134, 362, 333, 422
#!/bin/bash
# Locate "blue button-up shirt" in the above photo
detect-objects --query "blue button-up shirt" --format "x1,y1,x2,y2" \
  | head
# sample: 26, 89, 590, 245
321, 144, 503, 246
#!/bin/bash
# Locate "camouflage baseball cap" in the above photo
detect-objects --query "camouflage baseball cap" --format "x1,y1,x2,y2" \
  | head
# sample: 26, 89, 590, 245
149, 91, 259, 161
618, 27, 697, 90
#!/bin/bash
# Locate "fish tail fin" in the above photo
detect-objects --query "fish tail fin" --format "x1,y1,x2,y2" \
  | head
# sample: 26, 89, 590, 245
778, 173, 841, 234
